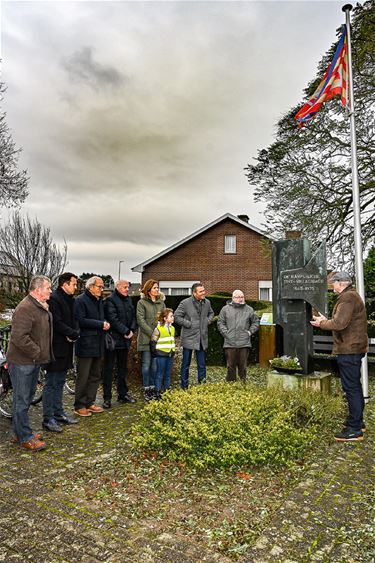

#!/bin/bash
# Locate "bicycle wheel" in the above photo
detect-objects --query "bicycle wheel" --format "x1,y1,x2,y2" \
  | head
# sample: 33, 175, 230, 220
0, 368, 13, 418
64, 366, 76, 395
30, 368, 46, 405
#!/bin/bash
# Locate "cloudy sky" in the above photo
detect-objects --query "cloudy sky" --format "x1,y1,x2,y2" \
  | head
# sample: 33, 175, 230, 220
1, 0, 353, 282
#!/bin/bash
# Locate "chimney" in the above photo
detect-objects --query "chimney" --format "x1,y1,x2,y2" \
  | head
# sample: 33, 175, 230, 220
237, 214, 249, 223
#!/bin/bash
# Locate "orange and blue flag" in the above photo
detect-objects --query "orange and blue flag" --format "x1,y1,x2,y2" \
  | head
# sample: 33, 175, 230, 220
295, 25, 348, 126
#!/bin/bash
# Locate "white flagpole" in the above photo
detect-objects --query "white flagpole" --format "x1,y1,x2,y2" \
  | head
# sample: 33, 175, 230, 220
342, 4, 369, 403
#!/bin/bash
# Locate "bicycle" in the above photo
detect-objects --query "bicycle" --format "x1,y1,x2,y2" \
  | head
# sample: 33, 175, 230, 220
30, 365, 77, 405
0, 351, 12, 418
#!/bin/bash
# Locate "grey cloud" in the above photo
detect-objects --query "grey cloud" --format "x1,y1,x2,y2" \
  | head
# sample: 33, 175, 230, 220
62, 47, 125, 90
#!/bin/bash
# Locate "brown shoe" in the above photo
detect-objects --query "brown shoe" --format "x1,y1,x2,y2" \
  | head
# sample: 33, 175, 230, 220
20, 438, 46, 451
88, 404, 104, 413
74, 408, 92, 417
11, 432, 43, 444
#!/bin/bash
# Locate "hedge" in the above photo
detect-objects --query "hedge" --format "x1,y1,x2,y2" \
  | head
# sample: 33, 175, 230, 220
131, 381, 343, 468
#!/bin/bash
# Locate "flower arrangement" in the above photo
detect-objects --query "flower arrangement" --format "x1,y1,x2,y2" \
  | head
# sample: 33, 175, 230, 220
269, 355, 302, 371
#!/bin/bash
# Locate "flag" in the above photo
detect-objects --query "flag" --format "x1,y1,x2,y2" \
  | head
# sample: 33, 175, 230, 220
294, 25, 348, 126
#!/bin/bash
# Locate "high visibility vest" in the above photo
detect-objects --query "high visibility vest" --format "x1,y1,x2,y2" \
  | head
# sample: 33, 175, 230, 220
155, 324, 175, 353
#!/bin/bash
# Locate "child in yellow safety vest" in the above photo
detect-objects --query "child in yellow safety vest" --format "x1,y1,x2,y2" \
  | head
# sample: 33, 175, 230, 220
150, 308, 175, 399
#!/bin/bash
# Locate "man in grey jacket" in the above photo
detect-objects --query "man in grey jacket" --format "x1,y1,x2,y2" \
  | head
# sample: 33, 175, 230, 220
218, 289, 259, 381
174, 283, 214, 389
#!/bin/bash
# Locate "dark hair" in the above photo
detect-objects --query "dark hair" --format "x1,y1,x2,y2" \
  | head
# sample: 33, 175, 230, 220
142, 279, 159, 297
157, 308, 173, 325
58, 272, 77, 287
191, 282, 203, 294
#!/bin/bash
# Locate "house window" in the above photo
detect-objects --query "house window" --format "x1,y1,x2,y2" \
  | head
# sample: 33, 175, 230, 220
259, 280, 272, 301
224, 235, 236, 254
159, 281, 199, 296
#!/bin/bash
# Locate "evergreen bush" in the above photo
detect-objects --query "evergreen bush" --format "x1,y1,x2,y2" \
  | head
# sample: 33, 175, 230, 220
131, 382, 343, 469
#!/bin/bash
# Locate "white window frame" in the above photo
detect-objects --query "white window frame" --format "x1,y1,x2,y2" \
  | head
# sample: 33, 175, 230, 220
159, 280, 200, 296
224, 235, 236, 254
258, 280, 273, 301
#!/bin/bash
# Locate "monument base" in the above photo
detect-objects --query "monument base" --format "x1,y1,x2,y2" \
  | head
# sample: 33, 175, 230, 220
267, 370, 332, 394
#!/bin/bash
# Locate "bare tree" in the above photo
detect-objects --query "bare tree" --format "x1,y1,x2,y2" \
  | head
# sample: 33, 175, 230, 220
0, 82, 29, 207
0, 211, 67, 294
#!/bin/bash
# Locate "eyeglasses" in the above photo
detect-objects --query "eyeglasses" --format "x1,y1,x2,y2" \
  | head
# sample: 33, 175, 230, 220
94, 285, 104, 290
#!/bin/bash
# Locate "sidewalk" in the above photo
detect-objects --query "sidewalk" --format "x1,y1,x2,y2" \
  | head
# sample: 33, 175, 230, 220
0, 380, 373, 563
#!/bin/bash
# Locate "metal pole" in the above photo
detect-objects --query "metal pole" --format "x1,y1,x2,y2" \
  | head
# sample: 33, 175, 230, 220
342, 4, 369, 402
118, 260, 124, 281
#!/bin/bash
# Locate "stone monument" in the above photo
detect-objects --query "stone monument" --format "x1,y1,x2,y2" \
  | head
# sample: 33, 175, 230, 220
272, 234, 327, 375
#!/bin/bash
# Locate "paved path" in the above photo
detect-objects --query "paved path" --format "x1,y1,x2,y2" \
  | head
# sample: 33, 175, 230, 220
0, 386, 373, 562
245, 438, 374, 562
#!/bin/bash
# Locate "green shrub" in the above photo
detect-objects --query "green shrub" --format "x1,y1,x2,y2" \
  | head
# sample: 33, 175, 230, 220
131, 382, 342, 469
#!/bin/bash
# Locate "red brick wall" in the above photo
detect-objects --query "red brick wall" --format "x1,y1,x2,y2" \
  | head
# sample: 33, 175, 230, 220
141, 219, 272, 299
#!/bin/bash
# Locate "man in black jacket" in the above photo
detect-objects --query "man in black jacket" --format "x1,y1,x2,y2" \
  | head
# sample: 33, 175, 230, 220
102, 280, 137, 408
74, 276, 110, 416
43, 272, 80, 432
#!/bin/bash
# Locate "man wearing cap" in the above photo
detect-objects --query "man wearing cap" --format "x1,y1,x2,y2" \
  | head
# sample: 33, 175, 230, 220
311, 271, 368, 442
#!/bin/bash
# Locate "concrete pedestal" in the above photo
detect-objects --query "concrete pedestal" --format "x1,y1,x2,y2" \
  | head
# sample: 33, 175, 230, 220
267, 370, 332, 394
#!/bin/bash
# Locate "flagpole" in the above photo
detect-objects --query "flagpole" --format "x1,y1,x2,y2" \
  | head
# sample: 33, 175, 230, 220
342, 4, 369, 403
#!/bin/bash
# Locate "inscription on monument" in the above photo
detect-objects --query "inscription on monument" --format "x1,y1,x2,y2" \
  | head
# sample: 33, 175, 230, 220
280, 244, 327, 315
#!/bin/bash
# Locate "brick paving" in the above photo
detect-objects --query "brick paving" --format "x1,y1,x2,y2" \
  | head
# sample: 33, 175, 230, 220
0, 383, 373, 563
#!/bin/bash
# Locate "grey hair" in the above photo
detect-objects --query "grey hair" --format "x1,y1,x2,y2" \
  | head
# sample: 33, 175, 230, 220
85, 276, 101, 289
115, 279, 129, 289
232, 289, 244, 297
29, 275, 51, 292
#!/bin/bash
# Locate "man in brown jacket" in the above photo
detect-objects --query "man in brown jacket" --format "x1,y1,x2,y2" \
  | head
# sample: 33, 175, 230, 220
7, 275, 53, 451
311, 271, 368, 442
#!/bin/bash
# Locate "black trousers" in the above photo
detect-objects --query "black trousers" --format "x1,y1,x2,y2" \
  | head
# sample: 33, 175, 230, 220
225, 348, 249, 381
74, 357, 103, 410
102, 348, 129, 401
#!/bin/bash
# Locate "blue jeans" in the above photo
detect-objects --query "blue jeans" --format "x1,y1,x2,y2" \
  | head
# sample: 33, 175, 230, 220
42, 370, 67, 420
155, 356, 173, 393
180, 346, 206, 389
141, 350, 157, 388
337, 353, 365, 431
8, 362, 40, 443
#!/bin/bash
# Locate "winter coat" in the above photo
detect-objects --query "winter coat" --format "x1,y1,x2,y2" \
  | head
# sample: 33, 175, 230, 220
104, 290, 137, 349
217, 301, 260, 348
45, 287, 80, 372
174, 296, 214, 351
136, 292, 166, 352
320, 285, 368, 354
6, 295, 53, 365
74, 290, 105, 358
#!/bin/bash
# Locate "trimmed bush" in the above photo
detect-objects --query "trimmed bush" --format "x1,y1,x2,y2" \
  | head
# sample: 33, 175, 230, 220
131, 382, 343, 469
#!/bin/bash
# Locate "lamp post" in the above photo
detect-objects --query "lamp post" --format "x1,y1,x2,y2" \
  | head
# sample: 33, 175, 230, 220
118, 260, 124, 280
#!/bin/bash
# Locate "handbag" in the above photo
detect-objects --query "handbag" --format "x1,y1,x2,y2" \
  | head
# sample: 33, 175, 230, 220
104, 332, 116, 352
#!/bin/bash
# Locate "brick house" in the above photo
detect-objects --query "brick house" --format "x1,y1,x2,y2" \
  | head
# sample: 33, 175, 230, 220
132, 213, 273, 300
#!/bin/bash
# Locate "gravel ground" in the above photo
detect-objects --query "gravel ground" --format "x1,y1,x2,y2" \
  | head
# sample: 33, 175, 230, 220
0, 370, 374, 563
